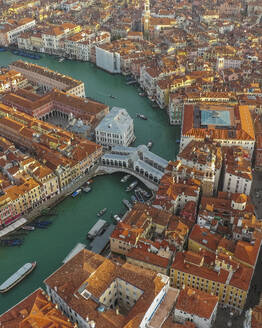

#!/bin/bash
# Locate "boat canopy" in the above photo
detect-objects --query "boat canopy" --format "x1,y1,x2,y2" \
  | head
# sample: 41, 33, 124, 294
0, 263, 33, 291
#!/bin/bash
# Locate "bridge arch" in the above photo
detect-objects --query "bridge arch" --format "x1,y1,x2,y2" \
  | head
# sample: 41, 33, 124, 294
96, 165, 160, 191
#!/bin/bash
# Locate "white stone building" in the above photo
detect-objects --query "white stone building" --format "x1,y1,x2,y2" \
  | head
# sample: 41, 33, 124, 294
95, 45, 121, 73
0, 18, 36, 46
95, 107, 135, 148
222, 147, 253, 196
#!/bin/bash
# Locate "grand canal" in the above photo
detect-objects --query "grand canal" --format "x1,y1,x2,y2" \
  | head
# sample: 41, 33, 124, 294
0, 52, 180, 313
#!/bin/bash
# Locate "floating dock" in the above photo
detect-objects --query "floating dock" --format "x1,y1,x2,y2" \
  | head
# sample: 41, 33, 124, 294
89, 224, 115, 254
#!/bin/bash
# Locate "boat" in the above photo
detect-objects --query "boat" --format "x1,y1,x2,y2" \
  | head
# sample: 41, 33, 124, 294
126, 181, 138, 192
87, 219, 107, 240
131, 195, 137, 204
13, 50, 41, 59
0, 262, 36, 293
0, 48, 6, 52
122, 199, 132, 210
22, 226, 35, 231
35, 220, 52, 226
97, 208, 107, 217
126, 80, 136, 85
134, 189, 144, 203
72, 189, 81, 197
109, 95, 117, 99
136, 113, 147, 120
176, 139, 180, 144
120, 174, 131, 183
113, 214, 122, 223
83, 186, 92, 193
139, 92, 145, 96
34, 223, 48, 229
10, 239, 23, 246
58, 57, 65, 62
139, 188, 151, 198
147, 141, 153, 149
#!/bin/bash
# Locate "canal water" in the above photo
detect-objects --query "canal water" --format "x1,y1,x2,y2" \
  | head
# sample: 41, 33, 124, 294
0, 52, 180, 313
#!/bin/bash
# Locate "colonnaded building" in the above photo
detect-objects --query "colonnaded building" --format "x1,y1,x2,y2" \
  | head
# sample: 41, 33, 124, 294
181, 104, 255, 155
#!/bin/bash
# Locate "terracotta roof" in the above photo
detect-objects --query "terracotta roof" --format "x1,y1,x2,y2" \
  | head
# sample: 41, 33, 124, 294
189, 224, 222, 252
176, 287, 218, 319
44, 249, 167, 328
0, 288, 74, 328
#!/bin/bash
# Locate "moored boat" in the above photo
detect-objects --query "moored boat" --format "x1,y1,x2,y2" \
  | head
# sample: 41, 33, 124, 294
97, 208, 107, 217
83, 186, 92, 193
113, 214, 122, 223
22, 225, 35, 231
176, 139, 180, 144
147, 141, 153, 149
33, 222, 48, 229
87, 219, 107, 240
126, 181, 138, 192
58, 57, 65, 62
134, 189, 144, 203
72, 189, 81, 197
136, 113, 147, 120
0, 262, 36, 293
131, 195, 137, 204
122, 199, 132, 210
120, 174, 131, 183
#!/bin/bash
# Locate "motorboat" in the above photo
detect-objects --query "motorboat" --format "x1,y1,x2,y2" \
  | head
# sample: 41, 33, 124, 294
147, 141, 153, 149
72, 189, 81, 197
113, 214, 122, 223
97, 208, 107, 217
83, 186, 92, 193
121, 174, 131, 183
122, 199, 132, 210
126, 181, 138, 192
136, 113, 147, 120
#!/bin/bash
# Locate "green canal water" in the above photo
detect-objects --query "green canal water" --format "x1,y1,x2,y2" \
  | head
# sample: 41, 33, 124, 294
0, 52, 180, 313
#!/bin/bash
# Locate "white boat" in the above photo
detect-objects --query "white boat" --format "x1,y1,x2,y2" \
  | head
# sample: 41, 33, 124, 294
97, 208, 107, 217
121, 174, 131, 183
113, 214, 122, 223
0, 262, 36, 293
126, 181, 138, 192
147, 141, 153, 149
21, 226, 35, 231
83, 186, 91, 193
72, 189, 81, 197
58, 57, 65, 62
136, 113, 147, 120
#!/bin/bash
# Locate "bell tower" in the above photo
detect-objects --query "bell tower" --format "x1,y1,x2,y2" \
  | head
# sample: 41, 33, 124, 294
143, 0, 150, 33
